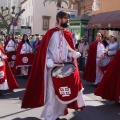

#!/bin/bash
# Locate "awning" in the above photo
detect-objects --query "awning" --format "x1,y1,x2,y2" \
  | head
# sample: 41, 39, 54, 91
88, 10, 120, 30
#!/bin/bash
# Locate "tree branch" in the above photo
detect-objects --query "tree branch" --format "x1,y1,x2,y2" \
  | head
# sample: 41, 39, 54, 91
0, 13, 8, 28
15, 9, 25, 21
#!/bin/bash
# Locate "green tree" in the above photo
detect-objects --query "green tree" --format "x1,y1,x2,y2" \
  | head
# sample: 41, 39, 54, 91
0, 22, 5, 29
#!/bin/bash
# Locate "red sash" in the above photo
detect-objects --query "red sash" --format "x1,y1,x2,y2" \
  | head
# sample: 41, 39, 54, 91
15, 53, 36, 67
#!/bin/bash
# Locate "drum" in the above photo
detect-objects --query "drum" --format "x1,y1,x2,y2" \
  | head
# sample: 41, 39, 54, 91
98, 57, 110, 73
0, 61, 6, 84
51, 62, 82, 104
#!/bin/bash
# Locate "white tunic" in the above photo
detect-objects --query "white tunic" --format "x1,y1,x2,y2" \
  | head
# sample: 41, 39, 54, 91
5, 39, 17, 52
20, 42, 33, 54
41, 31, 85, 120
20, 42, 33, 75
94, 42, 106, 84
0, 50, 9, 90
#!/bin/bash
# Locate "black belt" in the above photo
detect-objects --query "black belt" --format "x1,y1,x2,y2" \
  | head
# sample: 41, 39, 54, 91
108, 55, 114, 57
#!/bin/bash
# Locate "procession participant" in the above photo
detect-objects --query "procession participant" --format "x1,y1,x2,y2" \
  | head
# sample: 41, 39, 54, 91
4, 34, 18, 70
5, 34, 18, 52
83, 33, 107, 85
22, 11, 85, 120
0, 45, 18, 96
14, 34, 33, 76
94, 48, 120, 104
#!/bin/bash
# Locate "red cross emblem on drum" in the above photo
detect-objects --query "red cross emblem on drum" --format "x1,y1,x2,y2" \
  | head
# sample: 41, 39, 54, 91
59, 87, 71, 97
0, 71, 4, 79
22, 57, 28, 63
12, 55, 16, 60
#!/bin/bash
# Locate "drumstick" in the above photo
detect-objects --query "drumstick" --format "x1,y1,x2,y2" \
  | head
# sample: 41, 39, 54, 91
54, 63, 64, 67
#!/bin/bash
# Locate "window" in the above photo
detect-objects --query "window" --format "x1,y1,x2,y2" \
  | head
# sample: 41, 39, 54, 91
42, 16, 51, 30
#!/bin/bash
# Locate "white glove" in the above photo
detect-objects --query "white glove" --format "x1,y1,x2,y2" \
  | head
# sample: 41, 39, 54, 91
72, 52, 81, 58
46, 59, 54, 68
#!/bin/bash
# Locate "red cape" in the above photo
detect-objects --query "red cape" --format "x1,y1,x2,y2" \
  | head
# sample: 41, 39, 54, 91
94, 49, 120, 103
22, 27, 82, 108
83, 41, 98, 83
0, 46, 18, 90
4, 39, 10, 50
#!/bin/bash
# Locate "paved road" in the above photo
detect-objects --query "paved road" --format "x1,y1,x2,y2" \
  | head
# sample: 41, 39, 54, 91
0, 74, 120, 120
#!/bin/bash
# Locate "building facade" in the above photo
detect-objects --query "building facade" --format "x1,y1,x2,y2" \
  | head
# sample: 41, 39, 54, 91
73, 0, 93, 15
21, 0, 72, 35
92, 0, 120, 42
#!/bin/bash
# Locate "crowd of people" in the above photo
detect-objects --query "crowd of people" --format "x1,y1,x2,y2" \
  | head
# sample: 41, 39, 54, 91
0, 34, 43, 95
0, 10, 120, 120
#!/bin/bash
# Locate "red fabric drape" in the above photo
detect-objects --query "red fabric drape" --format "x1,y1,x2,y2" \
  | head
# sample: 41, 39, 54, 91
83, 41, 98, 83
0, 46, 18, 90
21, 27, 83, 109
95, 49, 120, 103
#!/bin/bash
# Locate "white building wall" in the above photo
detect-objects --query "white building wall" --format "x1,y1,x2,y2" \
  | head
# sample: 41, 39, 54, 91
21, 0, 33, 35
33, 0, 69, 35
0, 0, 7, 8
21, 0, 69, 35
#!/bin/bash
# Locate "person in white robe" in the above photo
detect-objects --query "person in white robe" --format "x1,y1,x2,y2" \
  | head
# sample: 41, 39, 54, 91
5, 34, 18, 68
20, 34, 33, 76
41, 11, 85, 120
0, 49, 9, 95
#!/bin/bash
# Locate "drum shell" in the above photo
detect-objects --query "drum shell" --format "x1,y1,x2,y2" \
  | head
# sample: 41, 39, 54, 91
99, 63, 110, 73
0, 61, 6, 84
98, 57, 110, 73
52, 68, 82, 103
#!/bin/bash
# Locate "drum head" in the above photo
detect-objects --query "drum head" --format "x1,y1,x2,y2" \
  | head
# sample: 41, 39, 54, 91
51, 62, 76, 78
99, 57, 110, 67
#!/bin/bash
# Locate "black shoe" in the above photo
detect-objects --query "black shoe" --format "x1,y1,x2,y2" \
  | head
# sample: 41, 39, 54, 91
56, 118, 61, 120
2, 90, 9, 95
0, 90, 2, 96
115, 102, 120, 106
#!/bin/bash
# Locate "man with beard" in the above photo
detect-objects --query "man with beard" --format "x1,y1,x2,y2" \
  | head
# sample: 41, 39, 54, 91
22, 11, 85, 120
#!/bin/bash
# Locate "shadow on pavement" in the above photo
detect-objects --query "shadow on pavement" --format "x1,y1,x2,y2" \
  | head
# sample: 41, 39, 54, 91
0, 76, 28, 100
70, 103, 120, 120
12, 117, 41, 120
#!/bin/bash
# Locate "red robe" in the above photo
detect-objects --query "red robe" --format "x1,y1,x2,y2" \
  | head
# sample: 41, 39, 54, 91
13, 42, 25, 75
83, 40, 98, 83
0, 46, 18, 90
21, 27, 84, 110
94, 49, 120, 103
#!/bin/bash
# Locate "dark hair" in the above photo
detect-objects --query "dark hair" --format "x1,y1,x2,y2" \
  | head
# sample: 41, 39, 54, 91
56, 11, 70, 23
22, 34, 30, 45
101, 33, 104, 39
8, 33, 14, 40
